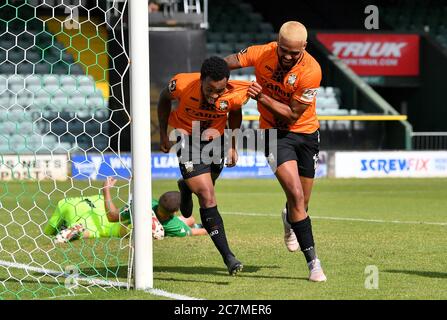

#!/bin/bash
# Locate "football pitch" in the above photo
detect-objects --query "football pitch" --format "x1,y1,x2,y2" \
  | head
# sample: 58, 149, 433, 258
1, 178, 447, 300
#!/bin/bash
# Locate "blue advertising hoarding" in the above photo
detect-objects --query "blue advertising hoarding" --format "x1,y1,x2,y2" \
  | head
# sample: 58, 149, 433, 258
71, 152, 327, 180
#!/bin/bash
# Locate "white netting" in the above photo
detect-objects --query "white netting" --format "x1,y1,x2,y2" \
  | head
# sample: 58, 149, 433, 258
0, 0, 133, 299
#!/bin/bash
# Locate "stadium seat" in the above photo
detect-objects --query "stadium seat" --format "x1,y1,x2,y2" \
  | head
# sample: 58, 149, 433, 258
223, 33, 238, 43
207, 32, 224, 43
25, 75, 42, 93
53, 141, 72, 153
35, 62, 51, 74
42, 134, 57, 150
17, 32, 34, 50
238, 2, 253, 12
239, 33, 256, 43
1, 121, 17, 135
217, 42, 234, 53
206, 42, 218, 53
17, 62, 34, 74
87, 93, 106, 109
259, 22, 274, 33
0, 93, 10, 108
93, 135, 109, 151
0, 62, 15, 74
0, 40, 15, 51
43, 75, 60, 91
254, 33, 271, 44
60, 83, 77, 95
68, 95, 86, 110
69, 64, 85, 75
247, 12, 263, 24
94, 109, 109, 122
227, 23, 245, 33
18, 121, 34, 135
234, 42, 247, 52
15, 91, 33, 108
243, 24, 259, 33
49, 120, 68, 136
53, 62, 70, 74
27, 134, 44, 152
7, 108, 27, 122
33, 92, 51, 108
7, 49, 25, 64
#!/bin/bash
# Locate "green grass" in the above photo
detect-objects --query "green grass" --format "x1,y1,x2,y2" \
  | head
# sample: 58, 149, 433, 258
1, 178, 447, 300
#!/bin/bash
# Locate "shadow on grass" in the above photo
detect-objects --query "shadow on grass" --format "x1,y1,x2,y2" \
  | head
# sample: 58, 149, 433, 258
384, 270, 447, 279
153, 265, 307, 281
154, 277, 230, 285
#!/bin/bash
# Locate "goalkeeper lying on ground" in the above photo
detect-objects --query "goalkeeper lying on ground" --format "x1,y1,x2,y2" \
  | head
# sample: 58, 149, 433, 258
44, 177, 207, 242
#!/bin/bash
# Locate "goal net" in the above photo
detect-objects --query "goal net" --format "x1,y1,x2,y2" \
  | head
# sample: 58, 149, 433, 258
0, 0, 138, 299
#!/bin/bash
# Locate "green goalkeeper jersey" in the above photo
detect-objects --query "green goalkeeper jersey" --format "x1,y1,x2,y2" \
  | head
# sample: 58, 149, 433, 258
44, 195, 121, 238
45, 195, 191, 238
120, 199, 192, 237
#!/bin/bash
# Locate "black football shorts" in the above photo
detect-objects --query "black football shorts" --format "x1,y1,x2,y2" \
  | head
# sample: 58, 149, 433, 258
264, 129, 320, 178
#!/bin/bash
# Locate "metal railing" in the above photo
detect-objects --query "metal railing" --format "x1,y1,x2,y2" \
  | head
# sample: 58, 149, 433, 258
412, 132, 447, 150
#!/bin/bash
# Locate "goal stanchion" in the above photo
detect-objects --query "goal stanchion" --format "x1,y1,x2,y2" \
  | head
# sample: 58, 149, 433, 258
128, 0, 153, 291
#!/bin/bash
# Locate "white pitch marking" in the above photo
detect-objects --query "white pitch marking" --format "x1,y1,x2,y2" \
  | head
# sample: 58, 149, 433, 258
0, 259, 202, 300
222, 211, 447, 227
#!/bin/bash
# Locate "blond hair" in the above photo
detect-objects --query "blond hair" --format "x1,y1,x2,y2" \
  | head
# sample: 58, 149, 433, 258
278, 21, 307, 43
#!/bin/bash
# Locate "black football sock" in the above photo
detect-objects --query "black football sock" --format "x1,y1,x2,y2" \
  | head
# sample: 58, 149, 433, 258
200, 206, 234, 261
290, 216, 317, 263
177, 179, 193, 218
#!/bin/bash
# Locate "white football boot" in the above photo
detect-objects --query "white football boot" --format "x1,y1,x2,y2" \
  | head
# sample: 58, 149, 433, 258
308, 258, 327, 282
282, 206, 300, 252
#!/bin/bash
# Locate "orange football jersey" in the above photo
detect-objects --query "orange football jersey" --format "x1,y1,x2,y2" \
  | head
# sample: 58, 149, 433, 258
237, 42, 321, 133
167, 73, 250, 137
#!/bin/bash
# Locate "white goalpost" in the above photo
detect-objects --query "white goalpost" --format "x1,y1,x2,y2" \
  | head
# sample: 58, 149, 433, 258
129, 0, 153, 290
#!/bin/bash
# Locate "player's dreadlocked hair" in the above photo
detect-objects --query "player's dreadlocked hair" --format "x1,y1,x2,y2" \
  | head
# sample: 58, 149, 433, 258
200, 56, 230, 81
158, 191, 181, 214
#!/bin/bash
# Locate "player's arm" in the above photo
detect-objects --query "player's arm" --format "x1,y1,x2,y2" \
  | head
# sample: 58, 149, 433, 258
44, 224, 57, 236
225, 45, 261, 70
102, 177, 120, 222
248, 82, 309, 125
224, 54, 242, 70
226, 98, 247, 167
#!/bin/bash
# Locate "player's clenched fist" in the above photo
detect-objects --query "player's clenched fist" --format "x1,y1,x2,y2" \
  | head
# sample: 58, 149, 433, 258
248, 81, 263, 100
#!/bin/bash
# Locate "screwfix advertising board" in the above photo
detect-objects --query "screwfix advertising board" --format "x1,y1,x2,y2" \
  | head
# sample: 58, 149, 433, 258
316, 33, 419, 76
335, 152, 447, 178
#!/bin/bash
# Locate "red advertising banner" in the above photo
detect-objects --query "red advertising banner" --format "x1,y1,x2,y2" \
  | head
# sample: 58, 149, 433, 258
316, 33, 420, 76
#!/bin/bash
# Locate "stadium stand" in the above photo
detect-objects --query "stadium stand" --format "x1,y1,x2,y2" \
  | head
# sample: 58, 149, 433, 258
206, 0, 276, 76
380, 0, 447, 48
0, 9, 109, 154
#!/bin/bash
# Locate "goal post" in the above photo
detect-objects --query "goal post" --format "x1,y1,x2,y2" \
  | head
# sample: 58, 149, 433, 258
129, 0, 153, 290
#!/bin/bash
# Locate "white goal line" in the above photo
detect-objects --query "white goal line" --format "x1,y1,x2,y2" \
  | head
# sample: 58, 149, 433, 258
0, 259, 202, 300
